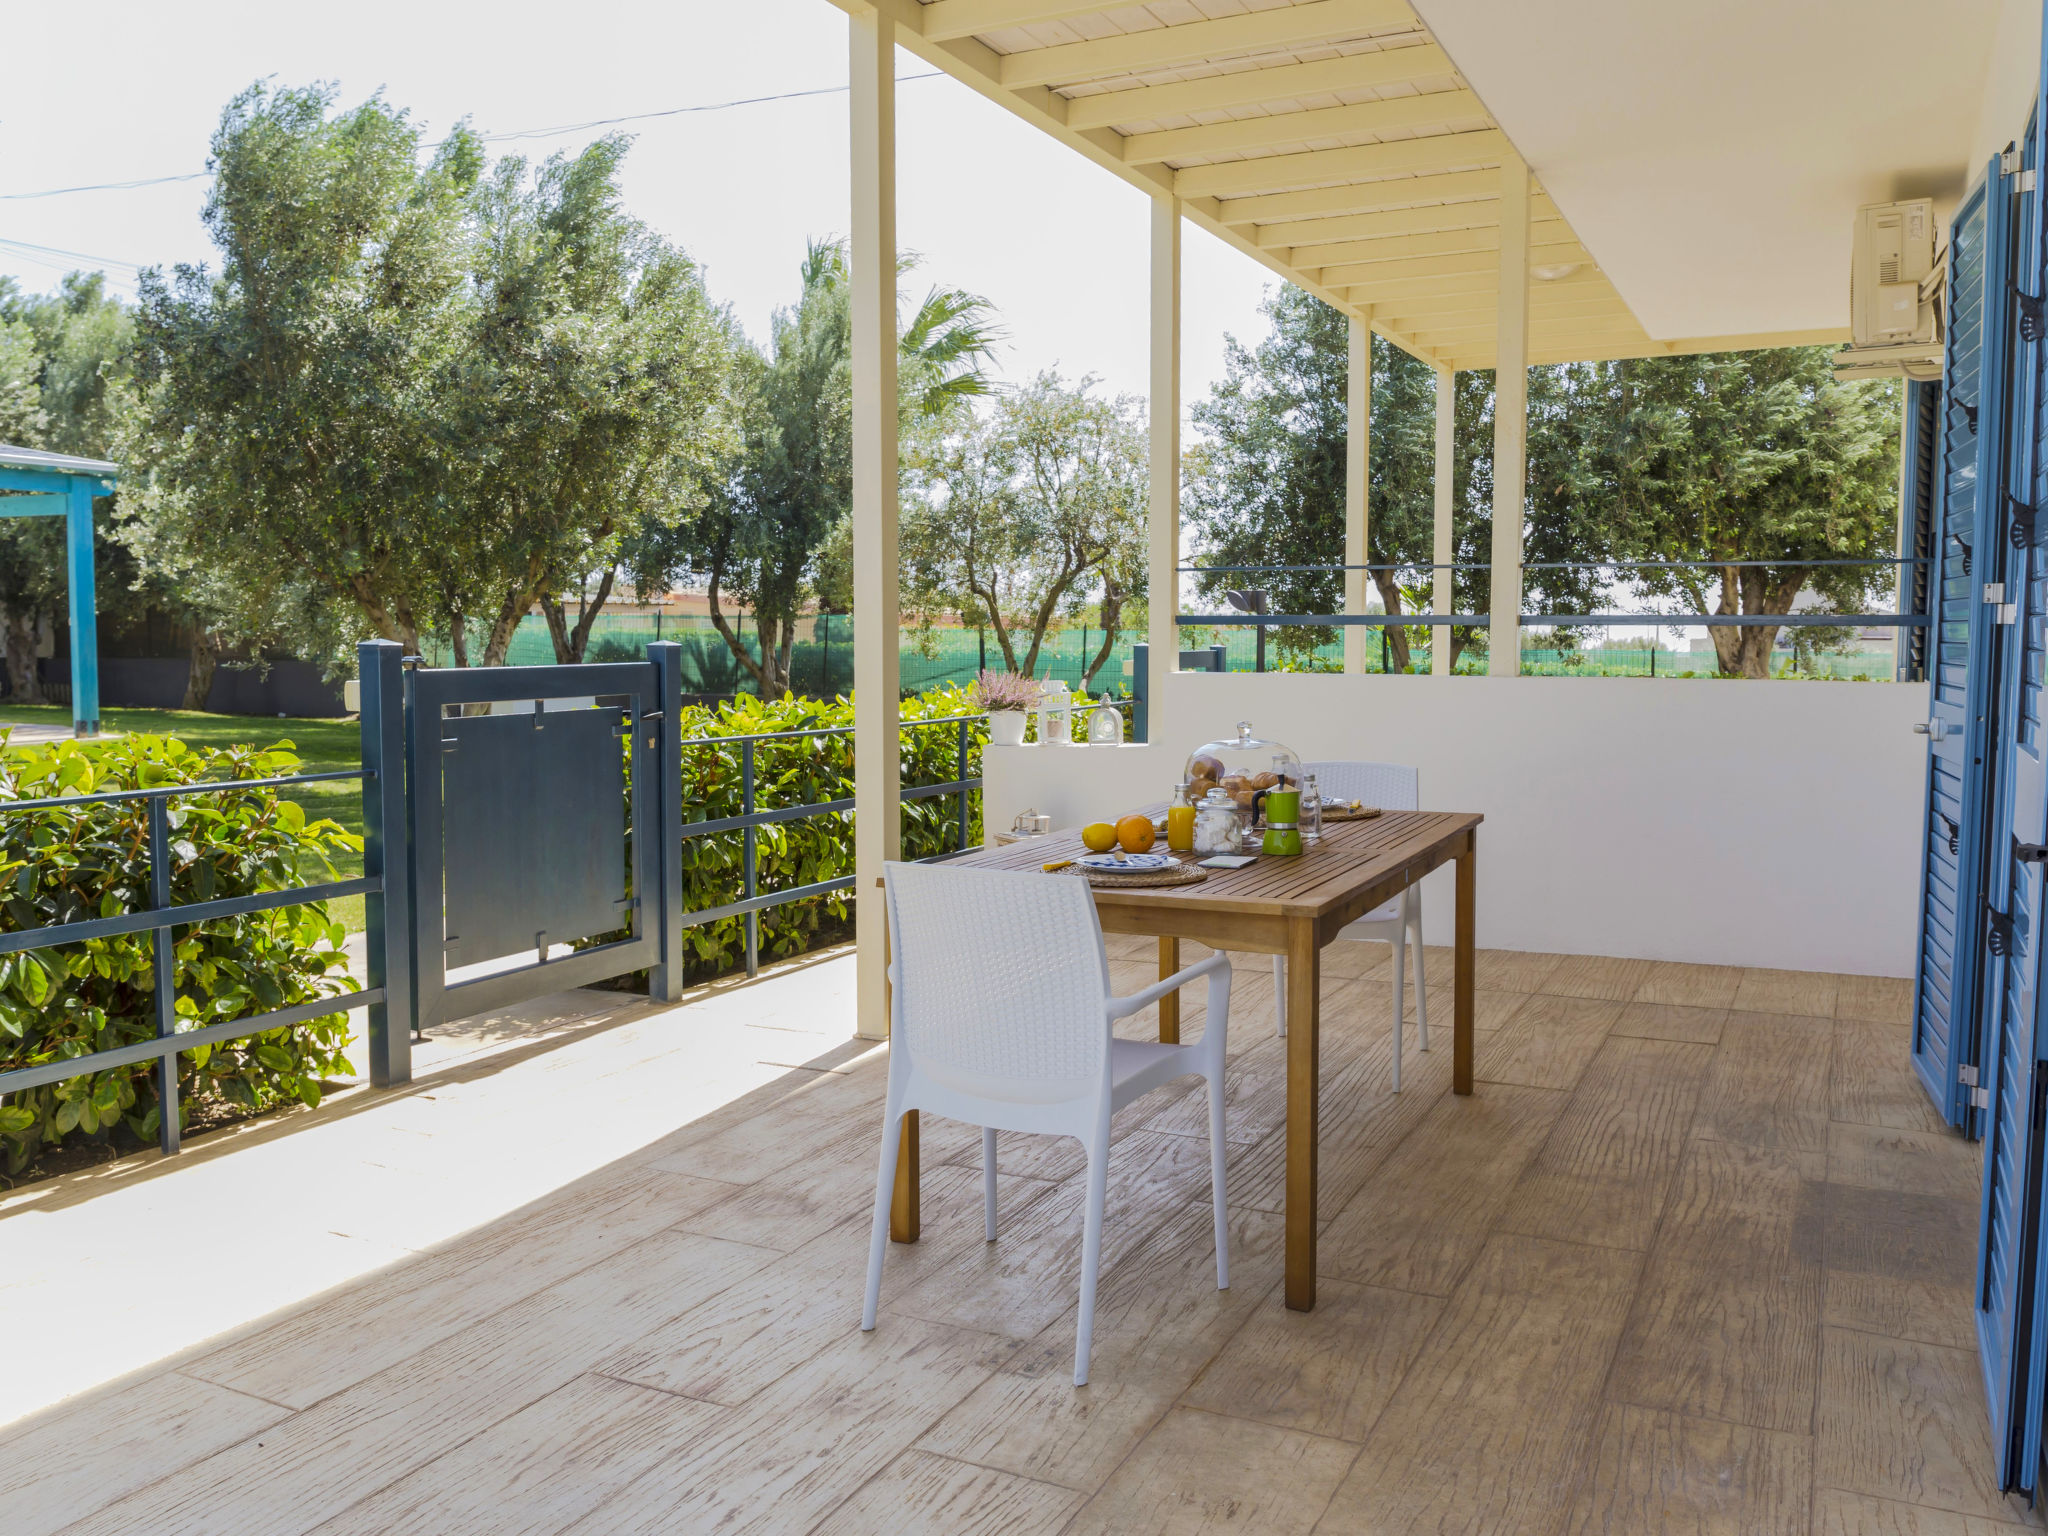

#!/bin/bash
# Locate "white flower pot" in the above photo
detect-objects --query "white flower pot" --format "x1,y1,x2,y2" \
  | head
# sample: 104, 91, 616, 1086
989, 710, 1028, 747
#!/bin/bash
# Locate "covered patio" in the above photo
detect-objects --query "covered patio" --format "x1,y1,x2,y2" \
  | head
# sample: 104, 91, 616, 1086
3, 937, 1993, 1534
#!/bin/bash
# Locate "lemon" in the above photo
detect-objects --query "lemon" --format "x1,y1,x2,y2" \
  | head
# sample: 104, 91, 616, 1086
1081, 822, 1118, 853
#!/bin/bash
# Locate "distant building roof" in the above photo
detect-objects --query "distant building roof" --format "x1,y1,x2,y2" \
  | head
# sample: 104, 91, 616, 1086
0, 443, 118, 478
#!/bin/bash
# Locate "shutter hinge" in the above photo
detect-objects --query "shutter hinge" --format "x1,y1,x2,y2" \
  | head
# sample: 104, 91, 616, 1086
2003, 144, 2024, 176
1973, 1086, 1993, 1110
2001, 604, 2020, 625
1985, 582, 2006, 604
2024, 170, 2041, 193
1961, 1063, 1980, 1086
1989, 907, 2017, 956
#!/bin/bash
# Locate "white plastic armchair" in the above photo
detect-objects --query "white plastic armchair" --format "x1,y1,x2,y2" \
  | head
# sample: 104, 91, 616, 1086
1275, 762, 1428, 1089
864, 860, 1234, 1386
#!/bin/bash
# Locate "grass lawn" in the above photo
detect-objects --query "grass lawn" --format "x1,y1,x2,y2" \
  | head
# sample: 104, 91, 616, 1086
0, 706, 369, 932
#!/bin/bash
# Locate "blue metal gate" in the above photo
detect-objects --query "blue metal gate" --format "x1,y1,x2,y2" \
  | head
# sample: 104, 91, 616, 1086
1915, 174, 2003, 1128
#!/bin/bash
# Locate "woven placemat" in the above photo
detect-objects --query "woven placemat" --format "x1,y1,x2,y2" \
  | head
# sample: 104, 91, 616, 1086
1321, 805, 1384, 822
1063, 859, 1210, 889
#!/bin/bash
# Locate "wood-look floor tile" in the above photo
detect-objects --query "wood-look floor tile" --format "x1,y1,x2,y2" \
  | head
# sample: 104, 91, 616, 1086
1608, 1139, 1826, 1434
1063, 1407, 1358, 1536
186, 1166, 747, 1410
1318, 1234, 1641, 1534
563, 1316, 1010, 1536
1180, 1278, 1443, 1443
1733, 968, 1841, 1018
1500, 1036, 1714, 1252
1475, 949, 1566, 993
0, 1372, 291, 1536
1814, 1488, 2019, 1533
674, 1124, 896, 1252
63, 1230, 782, 1536
1320, 938, 1392, 981
1542, 954, 1656, 1002
886, 1131, 1221, 1341
1227, 1026, 1452, 1221
1413, 984, 1533, 1032
1614, 1001, 1729, 1045
309, 1373, 728, 1536
917, 1203, 1285, 1493
808, 1450, 1084, 1536
1695, 1012, 1834, 1154
1142, 1035, 1290, 1145
1317, 1084, 1568, 1295
1837, 975, 1916, 1026
1828, 1123, 1981, 1202
1475, 993, 1622, 1090
1833, 1022, 1953, 1134
1824, 1185, 1979, 1353
1560, 1403, 1812, 1535
1632, 961, 1746, 1009
1816, 1327, 2035, 1525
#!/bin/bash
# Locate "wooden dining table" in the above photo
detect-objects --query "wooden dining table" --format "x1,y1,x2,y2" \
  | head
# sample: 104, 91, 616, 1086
887, 807, 1484, 1312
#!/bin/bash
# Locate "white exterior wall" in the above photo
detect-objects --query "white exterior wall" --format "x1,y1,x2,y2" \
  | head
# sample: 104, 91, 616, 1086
987, 673, 1930, 977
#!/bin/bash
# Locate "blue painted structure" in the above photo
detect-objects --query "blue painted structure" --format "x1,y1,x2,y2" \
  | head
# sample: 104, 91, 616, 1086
0, 443, 110, 736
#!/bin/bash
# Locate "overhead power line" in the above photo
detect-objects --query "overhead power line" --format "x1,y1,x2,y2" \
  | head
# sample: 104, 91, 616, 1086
0, 74, 946, 201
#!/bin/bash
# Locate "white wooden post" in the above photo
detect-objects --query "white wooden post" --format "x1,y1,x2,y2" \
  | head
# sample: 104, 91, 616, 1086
1344, 314, 1372, 673
1149, 192, 1181, 735
851, 8, 899, 1041
1489, 150, 1531, 677
1432, 361, 1456, 677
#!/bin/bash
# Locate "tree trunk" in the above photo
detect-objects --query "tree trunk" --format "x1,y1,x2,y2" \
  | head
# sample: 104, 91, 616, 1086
705, 570, 776, 694
1371, 572, 1413, 673
480, 564, 543, 668
1080, 593, 1123, 691
182, 628, 217, 711
449, 613, 470, 669
567, 570, 616, 663
2, 610, 44, 705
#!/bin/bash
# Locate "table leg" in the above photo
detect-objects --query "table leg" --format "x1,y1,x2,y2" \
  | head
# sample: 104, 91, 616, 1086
890, 1110, 920, 1243
1158, 936, 1181, 1044
1455, 834, 1476, 1096
1283, 918, 1320, 1311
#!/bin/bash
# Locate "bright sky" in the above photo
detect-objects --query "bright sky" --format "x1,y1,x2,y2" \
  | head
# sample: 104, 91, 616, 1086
0, 0, 1276, 419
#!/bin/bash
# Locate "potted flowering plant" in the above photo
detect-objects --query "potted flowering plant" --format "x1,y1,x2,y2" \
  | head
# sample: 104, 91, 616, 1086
974, 670, 1043, 746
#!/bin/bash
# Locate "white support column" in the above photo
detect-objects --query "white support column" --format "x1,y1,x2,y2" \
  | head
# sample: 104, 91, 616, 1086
1343, 314, 1372, 673
1431, 362, 1455, 677
851, 8, 900, 1042
1488, 150, 1531, 677
1149, 192, 1181, 739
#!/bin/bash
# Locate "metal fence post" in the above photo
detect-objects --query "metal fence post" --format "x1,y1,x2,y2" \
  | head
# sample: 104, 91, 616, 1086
148, 795, 179, 1154
742, 737, 759, 978
647, 642, 684, 1003
955, 717, 971, 852
1209, 643, 1225, 674
360, 640, 415, 1087
1132, 642, 1149, 743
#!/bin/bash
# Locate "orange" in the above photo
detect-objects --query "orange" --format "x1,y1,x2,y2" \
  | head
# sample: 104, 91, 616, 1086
1081, 822, 1118, 853
1115, 814, 1156, 854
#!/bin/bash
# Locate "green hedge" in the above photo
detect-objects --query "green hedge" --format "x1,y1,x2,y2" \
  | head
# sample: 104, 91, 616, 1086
0, 735, 359, 1174
675, 686, 984, 980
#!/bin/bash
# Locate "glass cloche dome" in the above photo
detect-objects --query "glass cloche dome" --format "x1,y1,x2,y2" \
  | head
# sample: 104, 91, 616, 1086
1183, 721, 1302, 812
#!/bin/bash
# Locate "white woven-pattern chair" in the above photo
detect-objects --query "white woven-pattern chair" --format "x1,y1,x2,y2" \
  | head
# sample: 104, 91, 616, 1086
1274, 762, 1428, 1090
864, 861, 1233, 1386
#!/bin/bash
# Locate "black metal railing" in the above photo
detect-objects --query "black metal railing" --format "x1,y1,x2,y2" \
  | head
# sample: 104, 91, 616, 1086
674, 713, 983, 978
0, 765, 397, 1156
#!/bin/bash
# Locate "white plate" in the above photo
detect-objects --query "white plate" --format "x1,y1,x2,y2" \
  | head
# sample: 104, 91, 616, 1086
1076, 852, 1176, 872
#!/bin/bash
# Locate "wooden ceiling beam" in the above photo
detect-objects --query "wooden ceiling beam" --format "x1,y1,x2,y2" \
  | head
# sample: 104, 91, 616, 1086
1256, 190, 1556, 248
1287, 216, 1567, 269
920, 1, 1119, 43
1322, 240, 1590, 290
1372, 295, 1631, 330
1064, 42, 1455, 132
999, 0, 1421, 89
1177, 127, 1504, 199
1123, 88, 1482, 166
1338, 265, 1605, 304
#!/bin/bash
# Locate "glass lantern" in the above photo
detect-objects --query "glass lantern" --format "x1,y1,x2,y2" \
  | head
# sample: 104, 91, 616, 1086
1183, 722, 1303, 850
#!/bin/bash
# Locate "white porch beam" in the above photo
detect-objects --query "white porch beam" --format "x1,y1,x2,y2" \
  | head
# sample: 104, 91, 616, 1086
1122, 89, 1482, 167
1176, 127, 1505, 200
1066, 43, 1454, 132
1488, 149, 1530, 679
1371, 292, 1625, 329
1431, 362, 1454, 676
850, 8, 901, 1041
1337, 265, 1600, 306
1316, 238, 1587, 289
1149, 193, 1182, 741
1219, 166, 1502, 227
1344, 314, 1371, 674
920, 0, 1116, 42
1287, 214, 1564, 270
1256, 190, 1556, 249
1000, 0, 1422, 89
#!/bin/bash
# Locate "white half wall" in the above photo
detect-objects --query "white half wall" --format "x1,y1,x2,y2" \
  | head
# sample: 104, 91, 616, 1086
984, 673, 1930, 977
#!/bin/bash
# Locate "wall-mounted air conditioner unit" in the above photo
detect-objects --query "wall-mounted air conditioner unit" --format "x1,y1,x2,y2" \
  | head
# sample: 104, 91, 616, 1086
1836, 198, 1943, 380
